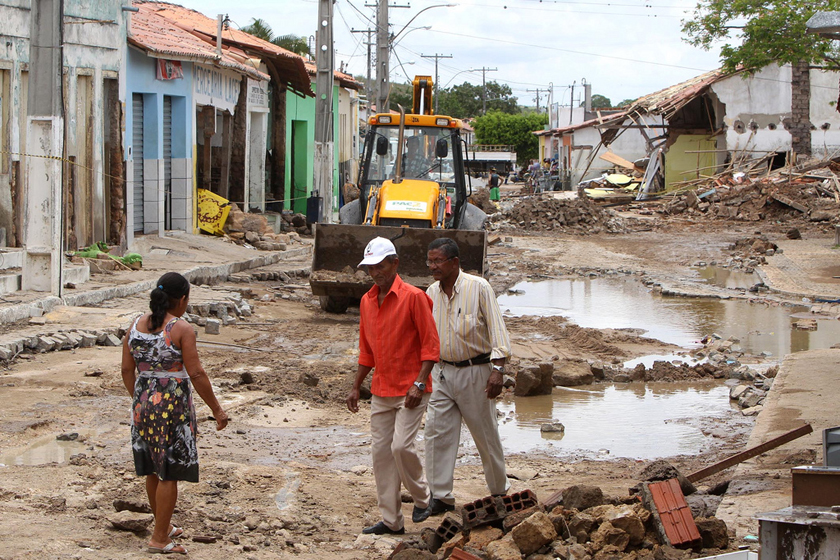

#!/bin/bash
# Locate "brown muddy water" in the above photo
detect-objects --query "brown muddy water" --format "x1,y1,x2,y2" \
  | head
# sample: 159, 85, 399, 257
497, 277, 840, 358
490, 382, 743, 460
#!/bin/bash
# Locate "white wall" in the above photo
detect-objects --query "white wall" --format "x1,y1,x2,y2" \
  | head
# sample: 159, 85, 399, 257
712, 64, 840, 159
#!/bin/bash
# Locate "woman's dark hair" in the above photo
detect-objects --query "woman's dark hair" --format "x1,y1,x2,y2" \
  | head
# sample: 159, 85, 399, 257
149, 272, 190, 331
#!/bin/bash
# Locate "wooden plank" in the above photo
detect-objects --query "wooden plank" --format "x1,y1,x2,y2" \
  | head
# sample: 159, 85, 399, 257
599, 151, 644, 173
687, 423, 813, 483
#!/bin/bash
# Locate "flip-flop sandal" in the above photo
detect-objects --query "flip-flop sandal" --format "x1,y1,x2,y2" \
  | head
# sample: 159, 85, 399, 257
147, 542, 187, 554
168, 526, 184, 538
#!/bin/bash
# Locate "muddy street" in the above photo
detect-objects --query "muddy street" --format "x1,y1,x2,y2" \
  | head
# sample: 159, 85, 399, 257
0, 219, 835, 559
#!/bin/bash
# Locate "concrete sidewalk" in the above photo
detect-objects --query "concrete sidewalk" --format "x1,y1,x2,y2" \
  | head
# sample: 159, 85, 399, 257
715, 348, 840, 541
0, 231, 312, 325
759, 235, 840, 301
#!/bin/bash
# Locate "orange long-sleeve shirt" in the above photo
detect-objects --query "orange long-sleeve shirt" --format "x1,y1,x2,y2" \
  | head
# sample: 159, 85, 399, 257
359, 275, 439, 397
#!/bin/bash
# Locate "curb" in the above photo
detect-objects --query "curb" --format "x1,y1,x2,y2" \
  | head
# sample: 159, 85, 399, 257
0, 247, 310, 326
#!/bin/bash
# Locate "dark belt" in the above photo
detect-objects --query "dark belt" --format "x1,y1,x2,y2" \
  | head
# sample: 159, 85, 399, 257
440, 353, 491, 368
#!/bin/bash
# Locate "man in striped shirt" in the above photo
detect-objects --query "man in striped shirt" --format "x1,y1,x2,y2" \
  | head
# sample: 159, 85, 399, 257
424, 237, 512, 515
346, 237, 439, 534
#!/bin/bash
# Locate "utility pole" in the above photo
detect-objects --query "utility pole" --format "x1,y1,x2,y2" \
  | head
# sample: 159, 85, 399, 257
470, 66, 497, 114
421, 53, 452, 113
526, 88, 543, 112
313, 0, 334, 222
370, 0, 409, 114
351, 28, 375, 111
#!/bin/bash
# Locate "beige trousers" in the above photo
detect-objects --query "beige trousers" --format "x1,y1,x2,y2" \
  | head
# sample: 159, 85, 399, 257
370, 393, 431, 530
424, 362, 509, 505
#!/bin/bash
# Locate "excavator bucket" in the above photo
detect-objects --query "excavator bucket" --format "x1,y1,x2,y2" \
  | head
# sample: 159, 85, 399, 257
310, 223, 487, 312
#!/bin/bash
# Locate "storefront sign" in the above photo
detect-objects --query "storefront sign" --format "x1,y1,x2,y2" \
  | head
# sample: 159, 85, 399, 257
194, 64, 241, 113
248, 78, 269, 109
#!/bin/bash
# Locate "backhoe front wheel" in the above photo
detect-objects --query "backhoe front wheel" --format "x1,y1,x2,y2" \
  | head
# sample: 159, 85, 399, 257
319, 295, 350, 314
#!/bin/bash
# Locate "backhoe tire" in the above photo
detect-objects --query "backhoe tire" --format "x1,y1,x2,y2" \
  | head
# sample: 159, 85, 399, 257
320, 295, 350, 314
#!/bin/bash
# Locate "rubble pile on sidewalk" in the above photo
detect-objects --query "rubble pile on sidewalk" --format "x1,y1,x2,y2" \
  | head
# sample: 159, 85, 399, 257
224, 204, 309, 249
495, 196, 641, 234
470, 188, 499, 215
385, 468, 735, 560
656, 165, 840, 230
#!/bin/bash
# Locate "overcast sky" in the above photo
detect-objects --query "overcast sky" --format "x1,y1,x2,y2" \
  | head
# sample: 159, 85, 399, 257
174, 0, 725, 108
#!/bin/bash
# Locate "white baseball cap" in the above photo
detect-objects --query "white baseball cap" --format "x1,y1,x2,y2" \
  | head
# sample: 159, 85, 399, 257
358, 237, 397, 266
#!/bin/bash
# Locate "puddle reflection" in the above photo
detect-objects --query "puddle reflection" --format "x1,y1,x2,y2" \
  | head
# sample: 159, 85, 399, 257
493, 382, 734, 460
497, 277, 840, 356
696, 266, 758, 290
0, 434, 89, 466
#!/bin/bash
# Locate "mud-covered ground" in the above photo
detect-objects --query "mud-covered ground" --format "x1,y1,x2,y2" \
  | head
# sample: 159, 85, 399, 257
0, 212, 831, 559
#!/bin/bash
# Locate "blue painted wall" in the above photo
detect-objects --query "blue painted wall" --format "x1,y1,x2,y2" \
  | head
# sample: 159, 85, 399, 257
125, 47, 194, 160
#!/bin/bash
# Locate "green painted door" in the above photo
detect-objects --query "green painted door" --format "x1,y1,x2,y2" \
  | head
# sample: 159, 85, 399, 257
292, 120, 308, 214
664, 135, 717, 191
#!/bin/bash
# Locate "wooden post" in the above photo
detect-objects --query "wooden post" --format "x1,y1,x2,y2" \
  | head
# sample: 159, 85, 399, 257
687, 423, 813, 483
201, 105, 214, 191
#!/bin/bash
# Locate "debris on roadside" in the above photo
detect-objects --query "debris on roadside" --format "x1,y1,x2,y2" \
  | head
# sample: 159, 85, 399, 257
389, 475, 738, 559
224, 204, 310, 249
494, 195, 651, 235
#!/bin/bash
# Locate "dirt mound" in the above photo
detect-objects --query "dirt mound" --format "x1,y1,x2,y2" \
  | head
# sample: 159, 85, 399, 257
499, 195, 632, 234
469, 188, 498, 214
614, 360, 731, 382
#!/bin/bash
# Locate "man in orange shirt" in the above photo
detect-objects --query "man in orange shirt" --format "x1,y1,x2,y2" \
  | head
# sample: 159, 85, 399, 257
346, 237, 440, 535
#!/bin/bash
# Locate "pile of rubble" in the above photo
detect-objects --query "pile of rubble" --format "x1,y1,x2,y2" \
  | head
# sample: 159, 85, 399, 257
388, 462, 733, 560
494, 196, 634, 234
224, 204, 309, 250
659, 173, 840, 228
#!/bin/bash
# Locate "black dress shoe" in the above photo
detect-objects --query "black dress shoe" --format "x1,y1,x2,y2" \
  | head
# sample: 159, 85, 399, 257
362, 521, 405, 535
428, 498, 455, 516
412, 504, 433, 523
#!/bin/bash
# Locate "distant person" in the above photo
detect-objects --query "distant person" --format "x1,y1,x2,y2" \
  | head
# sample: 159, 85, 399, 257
403, 136, 432, 178
488, 167, 501, 202
346, 237, 439, 534
424, 238, 512, 516
121, 272, 229, 555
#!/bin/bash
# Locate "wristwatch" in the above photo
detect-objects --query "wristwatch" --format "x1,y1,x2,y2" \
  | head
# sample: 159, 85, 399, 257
413, 381, 426, 391
492, 364, 505, 373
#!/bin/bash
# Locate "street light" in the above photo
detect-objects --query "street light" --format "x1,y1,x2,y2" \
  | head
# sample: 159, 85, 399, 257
391, 25, 432, 49
392, 4, 456, 43
444, 67, 479, 88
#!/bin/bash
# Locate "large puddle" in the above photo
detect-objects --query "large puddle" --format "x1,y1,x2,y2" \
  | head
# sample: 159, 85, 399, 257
0, 433, 90, 467
497, 277, 840, 357
490, 382, 739, 460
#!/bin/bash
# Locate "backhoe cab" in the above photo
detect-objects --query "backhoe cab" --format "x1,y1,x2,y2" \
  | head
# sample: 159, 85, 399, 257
310, 76, 488, 313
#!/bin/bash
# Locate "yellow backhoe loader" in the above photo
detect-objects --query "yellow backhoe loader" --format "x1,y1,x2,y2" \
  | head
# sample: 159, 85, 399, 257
310, 76, 488, 312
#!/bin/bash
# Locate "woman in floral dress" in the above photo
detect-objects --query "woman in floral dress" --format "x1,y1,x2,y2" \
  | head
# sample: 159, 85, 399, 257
121, 272, 228, 554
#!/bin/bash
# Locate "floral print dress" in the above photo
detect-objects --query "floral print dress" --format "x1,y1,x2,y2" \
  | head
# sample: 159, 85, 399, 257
128, 316, 199, 482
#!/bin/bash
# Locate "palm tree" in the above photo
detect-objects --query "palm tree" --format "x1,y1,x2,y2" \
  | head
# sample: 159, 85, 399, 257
240, 19, 310, 58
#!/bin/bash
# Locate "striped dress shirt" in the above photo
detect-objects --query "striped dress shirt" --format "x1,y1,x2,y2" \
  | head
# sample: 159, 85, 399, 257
427, 270, 512, 362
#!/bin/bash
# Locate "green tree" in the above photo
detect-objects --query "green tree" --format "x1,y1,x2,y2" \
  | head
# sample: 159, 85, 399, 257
617, 98, 636, 108
386, 81, 413, 112
472, 111, 548, 165
588, 94, 612, 109
437, 81, 519, 119
240, 18, 310, 57
682, 0, 840, 73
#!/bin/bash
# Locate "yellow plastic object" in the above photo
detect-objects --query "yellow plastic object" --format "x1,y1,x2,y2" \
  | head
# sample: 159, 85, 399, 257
605, 173, 633, 186
584, 188, 610, 199
376, 179, 440, 225
196, 188, 231, 235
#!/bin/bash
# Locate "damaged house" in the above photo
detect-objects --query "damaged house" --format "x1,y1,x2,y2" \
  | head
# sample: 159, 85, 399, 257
537, 62, 840, 196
